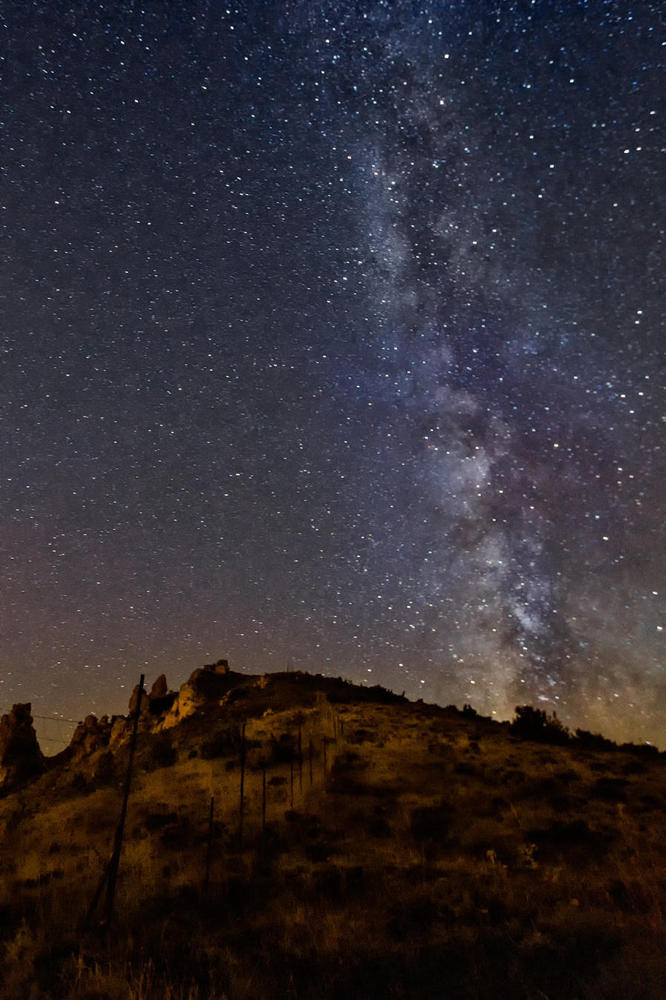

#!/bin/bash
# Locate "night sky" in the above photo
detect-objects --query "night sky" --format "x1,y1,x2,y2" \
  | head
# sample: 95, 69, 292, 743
1, 1, 663, 747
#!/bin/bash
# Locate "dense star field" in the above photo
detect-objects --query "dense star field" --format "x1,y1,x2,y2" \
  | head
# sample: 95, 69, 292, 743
1, 1, 663, 744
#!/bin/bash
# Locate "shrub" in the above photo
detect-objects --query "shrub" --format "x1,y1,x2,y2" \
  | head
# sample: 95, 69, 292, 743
510, 705, 570, 744
410, 802, 454, 843
200, 727, 239, 760
93, 750, 116, 785
266, 733, 296, 764
575, 728, 617, 752
144, 732, 177, 771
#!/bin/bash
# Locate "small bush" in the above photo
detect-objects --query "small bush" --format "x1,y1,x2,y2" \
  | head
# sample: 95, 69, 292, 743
93, 750, 116, 785
267, 733, 296, 764
144, 732, 177, 771
510, 705, 570, 744
200, 728, 239, 760
575, 728, 617, 752
410, 802, 454, 843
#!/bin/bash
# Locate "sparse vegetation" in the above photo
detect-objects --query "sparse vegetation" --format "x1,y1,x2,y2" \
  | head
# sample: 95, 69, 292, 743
0, 669, 663, 999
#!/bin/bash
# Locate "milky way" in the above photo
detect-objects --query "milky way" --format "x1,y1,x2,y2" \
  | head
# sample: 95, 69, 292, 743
1, 1, 663, 746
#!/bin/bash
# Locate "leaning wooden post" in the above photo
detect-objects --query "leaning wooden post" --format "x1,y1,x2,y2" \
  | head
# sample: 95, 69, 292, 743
289, 753, 294, 808
104, 674, 144, 924
204, 795, 215, 896
238, 721, 246, 847
297, 720, 303, 794
261, 762, 267, 834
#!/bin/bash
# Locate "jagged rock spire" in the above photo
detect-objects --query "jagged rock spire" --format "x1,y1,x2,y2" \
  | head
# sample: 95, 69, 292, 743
0, 703, 44, 793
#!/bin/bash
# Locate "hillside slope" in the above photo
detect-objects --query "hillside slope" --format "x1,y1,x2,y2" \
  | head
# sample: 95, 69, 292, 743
0, 666, 664, 999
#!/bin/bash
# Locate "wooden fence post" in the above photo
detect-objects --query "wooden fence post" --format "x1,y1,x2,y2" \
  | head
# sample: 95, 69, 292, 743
239, 721, 246, 847
297, 721, 303, 794
261, 762, 267, 834
104, 674, 144, 923
204, 796, 215, 895
289, 753, 294, 808
85, 674, 144, 927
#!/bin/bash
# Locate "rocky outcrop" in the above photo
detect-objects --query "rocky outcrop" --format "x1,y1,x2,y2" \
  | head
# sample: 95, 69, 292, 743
129, 682, 151, 718
0, 703, 44, 793
203, 658, 230, 675
148, 674, 177, 717
69, 714, 112, 757
150, 674, 168, 700
162, 659, 238, 729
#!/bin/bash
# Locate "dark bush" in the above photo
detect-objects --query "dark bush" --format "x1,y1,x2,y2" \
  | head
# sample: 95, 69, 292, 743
387, 898, 438, 939
267, 733, 296, 764
93, 750, 116, 785
200, 727, 240, 759
510, 705, 570, 744
528, 819, 616, 861
347, 728, 377, 744
410, 801, 454, 842
144, 732, 177, 771
575, 728, 617, 751
144, 810, 178, 832
592, 777, 628, 802
160, 816, 190, 848
621, 741, 659, 758
368, 807, 391, 838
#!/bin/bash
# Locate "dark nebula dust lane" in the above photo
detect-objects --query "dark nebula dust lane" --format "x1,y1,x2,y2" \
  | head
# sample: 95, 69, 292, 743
0, 1, 663, 744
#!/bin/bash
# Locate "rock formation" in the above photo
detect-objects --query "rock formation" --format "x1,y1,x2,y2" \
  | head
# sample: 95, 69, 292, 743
0, 703, 44, 793
69, 714, 112, 757
149, 674, 168, 700
203, 658, 230, 675
162, 659, 238, 729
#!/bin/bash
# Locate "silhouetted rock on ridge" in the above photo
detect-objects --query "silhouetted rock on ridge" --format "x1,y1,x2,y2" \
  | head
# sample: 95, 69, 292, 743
69, 713, 112, 757
0, 703, 44, 793
162, 660, 246, 729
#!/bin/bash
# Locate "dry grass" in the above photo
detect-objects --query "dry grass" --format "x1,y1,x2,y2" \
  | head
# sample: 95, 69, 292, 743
0, 677, 664, 999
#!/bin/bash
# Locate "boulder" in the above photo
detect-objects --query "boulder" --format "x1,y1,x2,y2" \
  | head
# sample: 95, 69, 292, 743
0, 703, 44, 793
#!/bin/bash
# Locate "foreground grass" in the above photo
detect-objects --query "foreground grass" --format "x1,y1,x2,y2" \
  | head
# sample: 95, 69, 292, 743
0, 683, 664, 999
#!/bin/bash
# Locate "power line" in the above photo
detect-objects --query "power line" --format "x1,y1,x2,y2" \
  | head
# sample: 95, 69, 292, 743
0, 711, 80, 724
33, 714, 79, 724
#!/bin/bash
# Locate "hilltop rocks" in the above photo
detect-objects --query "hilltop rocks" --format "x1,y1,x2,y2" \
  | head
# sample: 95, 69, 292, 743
150, 674, 168, 700
129, 682, 151, 717
0, 703, 44, 793
204, 658, 230, 675
127, 675, 177, 722
148, 674, 177, 716
162, 659, 238, 729
69, 714, 112, 757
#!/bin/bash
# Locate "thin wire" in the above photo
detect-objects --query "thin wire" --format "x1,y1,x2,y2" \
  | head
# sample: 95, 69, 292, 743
33, 714, 79, 724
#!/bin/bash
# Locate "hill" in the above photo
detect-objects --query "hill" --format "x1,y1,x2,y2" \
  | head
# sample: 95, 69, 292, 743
0, 663, 664, 999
